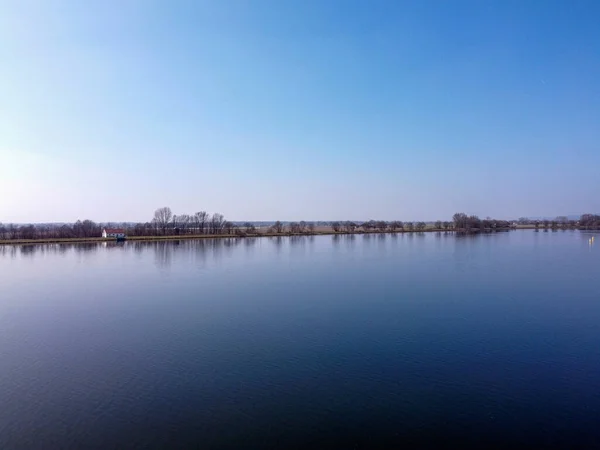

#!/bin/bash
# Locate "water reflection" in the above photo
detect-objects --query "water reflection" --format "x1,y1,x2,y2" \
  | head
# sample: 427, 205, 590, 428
145, 238, 245, 269
5, 231, 592, 272
452, 233, 480, 273
269, 236, 284, 249
19, 245, 37, 258
101, 241, 125, 250
332, 234, 341, 247
244, 237, 258, 249
0, 239, 254, 269
13, 243, 98, 258
154, 241, 174, 269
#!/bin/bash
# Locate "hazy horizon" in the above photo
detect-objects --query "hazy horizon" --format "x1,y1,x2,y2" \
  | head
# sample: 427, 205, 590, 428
2, 1, 599, 223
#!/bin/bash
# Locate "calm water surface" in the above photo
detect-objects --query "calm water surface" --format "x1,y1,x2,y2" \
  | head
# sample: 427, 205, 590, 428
1, 231, 600, 448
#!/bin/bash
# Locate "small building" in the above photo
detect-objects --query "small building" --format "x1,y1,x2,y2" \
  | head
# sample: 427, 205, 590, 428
102, 228, 127, 239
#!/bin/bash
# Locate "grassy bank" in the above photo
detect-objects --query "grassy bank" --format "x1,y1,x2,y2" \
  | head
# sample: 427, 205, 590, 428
0, 228, 464, 246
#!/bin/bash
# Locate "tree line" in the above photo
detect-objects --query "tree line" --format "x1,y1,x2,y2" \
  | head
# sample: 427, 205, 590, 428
517, 215, 600, 230
1, 209, 599, 241
451, 213, 512, 232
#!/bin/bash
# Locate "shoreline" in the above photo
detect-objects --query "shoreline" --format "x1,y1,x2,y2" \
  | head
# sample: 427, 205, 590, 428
0, 229, 459, 246
0, 226, 562, 246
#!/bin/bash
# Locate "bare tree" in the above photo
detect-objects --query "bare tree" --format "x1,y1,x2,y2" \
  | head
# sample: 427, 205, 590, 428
20, 225, 36, 240
210, 213, 225, 234
360, 220, 377, 232
154, 207, 172, 235
405, 222, 414, 231
307, 222, 316, 234
434, 221, 442, 230
331, 221, 342, 232
72, 219, 99, 237
453, 213, 468, 230
271, 221, 284, 234
193, 211, 209, 234
389, 221, 402, 232
289, 222, 301, 234
556, 216, 568, 228
344, 221, 357, 233
223, 221, 235, 235
376, 221, 388, 232
416, 222, 426, 231
178, 214, 191, 234
244, 222, 256, 234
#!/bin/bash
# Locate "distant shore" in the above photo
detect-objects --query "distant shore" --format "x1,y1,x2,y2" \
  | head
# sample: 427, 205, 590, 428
0, 227, 465, 246
2, 213, 592, 246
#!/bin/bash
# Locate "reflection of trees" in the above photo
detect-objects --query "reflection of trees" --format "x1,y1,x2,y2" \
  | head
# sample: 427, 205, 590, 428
244, 237, 257, 249
74, 243, 100, 253
343, 234, 356, 250
452, 233, 479, 273
154, 241, 174, 269
57, 244, 70, 255
290, 235, 310, 247
270, 236, 284, 254
19, 245, 37, 257
102, 242, 124, 250
146, 238, 244, 270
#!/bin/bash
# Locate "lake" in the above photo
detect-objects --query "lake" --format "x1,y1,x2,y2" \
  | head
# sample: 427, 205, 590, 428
1, 231, 599, 448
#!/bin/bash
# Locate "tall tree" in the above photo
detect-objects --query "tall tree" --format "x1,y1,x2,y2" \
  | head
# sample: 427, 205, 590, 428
154, 207, 172, 235
289, 222, 301, 233
344, 221, 357, 233
376, 221, 388, 231
272, 221, 284, 234
453, 213, 468, 230
194, 211, 209, 234
210, 213, 225, 234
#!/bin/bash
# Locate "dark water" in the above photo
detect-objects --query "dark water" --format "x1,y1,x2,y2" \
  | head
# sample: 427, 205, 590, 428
1, 231, 600, 449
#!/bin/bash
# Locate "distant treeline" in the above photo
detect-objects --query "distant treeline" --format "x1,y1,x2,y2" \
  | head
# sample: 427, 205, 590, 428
451, 213, 512, 232
516, 214, 600, 230
1, 208, 598, 241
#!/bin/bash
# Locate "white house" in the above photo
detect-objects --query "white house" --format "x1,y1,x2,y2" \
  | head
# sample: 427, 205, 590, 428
102, 228, 126, 239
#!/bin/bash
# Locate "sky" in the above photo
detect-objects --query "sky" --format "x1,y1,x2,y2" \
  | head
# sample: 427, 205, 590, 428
1, 0, 599, 223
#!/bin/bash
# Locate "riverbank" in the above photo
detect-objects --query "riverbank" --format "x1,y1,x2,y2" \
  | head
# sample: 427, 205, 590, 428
0, 228, 462, 245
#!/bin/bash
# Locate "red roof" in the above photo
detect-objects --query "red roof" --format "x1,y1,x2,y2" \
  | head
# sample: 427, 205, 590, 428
104, 228, 125, 233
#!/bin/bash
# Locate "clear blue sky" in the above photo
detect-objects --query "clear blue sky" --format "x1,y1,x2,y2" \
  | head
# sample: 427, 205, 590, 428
1, 0, 599, 223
